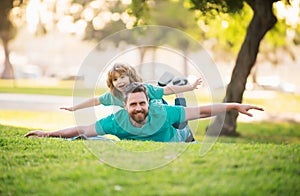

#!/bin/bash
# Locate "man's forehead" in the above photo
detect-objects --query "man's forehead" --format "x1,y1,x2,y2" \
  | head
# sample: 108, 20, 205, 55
127, 92, 147, 102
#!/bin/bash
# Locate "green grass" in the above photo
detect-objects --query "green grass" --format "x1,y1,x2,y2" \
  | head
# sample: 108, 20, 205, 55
1, 122, 300, 195
243, 92, 300, 113
0, 86, 75, 96
189, 120, 300, 144
0, 110, 75, 130
0, 79, 107, 96
0, 79, 74, 96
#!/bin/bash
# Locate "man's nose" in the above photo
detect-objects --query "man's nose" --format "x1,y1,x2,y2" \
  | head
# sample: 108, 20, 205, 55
135, 105, 142, 111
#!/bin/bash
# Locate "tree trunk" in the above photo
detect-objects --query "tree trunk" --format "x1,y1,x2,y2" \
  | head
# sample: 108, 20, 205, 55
151, 47, 157, 79
207, 0, 277, 136
251, 64, 258, 85
179, 39, 189, 76
0, 0, 15, 79
1, 35, 14, 79
138, 47, 147, 73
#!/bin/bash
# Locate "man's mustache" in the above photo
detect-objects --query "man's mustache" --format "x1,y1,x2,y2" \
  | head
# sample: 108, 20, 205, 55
133, 110, 144, 114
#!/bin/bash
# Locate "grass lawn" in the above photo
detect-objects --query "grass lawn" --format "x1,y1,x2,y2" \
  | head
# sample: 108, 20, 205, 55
0, 79, 76, 96
1, 79, 300, 195
1, 122, 300, 195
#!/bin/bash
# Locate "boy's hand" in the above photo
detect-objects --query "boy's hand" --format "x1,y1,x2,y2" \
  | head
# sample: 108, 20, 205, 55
60, 107, 75, 111
192, 78, 203, 89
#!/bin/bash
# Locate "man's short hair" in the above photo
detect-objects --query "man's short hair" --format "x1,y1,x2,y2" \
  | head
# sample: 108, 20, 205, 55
124, 82, 148, 102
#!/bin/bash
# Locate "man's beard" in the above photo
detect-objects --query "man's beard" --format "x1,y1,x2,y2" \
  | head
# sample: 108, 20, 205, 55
131, 110, 148, 124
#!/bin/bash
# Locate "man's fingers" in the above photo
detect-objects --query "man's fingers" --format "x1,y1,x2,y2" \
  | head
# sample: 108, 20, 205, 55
246, 112, 253, 117
241, 105, 264, 117
246, 105, 264, 111
241, 110, 253, 117
24, 130, 44, 137
24, 132, 33, 137
256, 107, 264, 111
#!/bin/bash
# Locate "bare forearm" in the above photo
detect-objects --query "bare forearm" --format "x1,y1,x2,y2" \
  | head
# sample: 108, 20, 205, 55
45, 127, 81, 138
164, 85, 193, 95
185, 103, 231, 120
200, 103, 239, 116
163, 78, 202, 95
25, 124, 98, 138
73, 98, 100, 110
185, 103, 263, 121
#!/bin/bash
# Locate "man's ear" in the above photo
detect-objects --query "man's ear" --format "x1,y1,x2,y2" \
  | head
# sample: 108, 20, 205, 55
123, 102, 127, 109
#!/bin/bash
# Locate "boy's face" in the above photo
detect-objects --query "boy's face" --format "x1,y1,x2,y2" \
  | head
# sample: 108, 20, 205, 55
124, 92, 149, 124
112, 72, 130, 93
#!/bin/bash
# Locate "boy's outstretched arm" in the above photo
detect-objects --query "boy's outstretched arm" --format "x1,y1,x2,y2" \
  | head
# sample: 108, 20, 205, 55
185, 103, 264, 121
163, 78, 203, 95
60, 97, 100, 112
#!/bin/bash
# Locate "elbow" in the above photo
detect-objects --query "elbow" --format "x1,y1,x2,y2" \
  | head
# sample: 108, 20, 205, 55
200, 113, 212, 118
200, 111, 212, 118
94, 98, 100, 105
163, 87, 172, 95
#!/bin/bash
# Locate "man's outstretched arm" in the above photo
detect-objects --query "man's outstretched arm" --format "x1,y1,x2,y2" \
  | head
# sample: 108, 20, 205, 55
24, 124, 98, 138
184, 103, 264, 121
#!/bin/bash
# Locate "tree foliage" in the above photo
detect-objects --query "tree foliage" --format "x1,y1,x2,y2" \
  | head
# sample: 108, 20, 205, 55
189, 0, 244, 13
187, 0, 283, 135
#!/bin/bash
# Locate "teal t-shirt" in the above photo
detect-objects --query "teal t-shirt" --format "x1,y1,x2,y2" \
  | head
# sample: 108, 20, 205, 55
95, 103, 186, 142
98, 83, 164, 107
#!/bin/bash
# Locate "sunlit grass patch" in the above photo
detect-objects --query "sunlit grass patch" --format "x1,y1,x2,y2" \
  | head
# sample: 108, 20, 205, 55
0, 110, 75, 130
0, 79, 107, 96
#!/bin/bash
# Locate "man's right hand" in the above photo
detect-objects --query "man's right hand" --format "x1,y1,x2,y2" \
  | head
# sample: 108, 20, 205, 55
24, 130, 48, 137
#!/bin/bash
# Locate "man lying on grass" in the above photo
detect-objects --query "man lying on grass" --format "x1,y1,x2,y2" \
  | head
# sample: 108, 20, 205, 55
25, 82, 264, 142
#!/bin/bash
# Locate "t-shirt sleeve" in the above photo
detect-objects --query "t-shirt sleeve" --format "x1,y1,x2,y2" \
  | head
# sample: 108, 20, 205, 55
165, 105, 186, 124
95, 114, 114, 135
98, 92, 112, 106
98, 92, 124, 107
144, 83, 164, 99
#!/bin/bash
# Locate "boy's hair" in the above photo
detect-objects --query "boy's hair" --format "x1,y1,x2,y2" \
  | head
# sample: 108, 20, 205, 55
106, 63, 142, 97
124, 82, 149, 103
